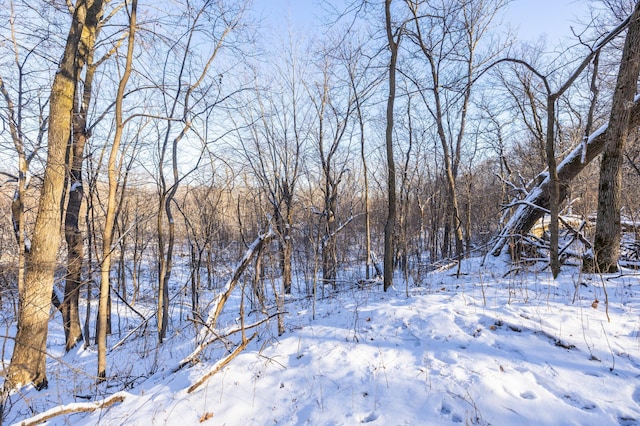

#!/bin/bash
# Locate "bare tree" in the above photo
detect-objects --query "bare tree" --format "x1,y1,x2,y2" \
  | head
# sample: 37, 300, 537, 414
62, 0, 110, 352
6, 0, 98, 390
0, 1, 49, 316
309, 48, 356, 287
346, 51, 379, 280
97, 0, 136, 381
405, 0, 507, 262
384, 0, 402, 291
154, 0, 246, 342
489, 13, 634, 263
240, 30, 311, 300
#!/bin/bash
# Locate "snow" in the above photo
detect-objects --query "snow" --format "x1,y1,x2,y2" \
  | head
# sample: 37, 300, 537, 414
4, 256, 640, 426
69, 182, 83, 193
557, 122, 608, 172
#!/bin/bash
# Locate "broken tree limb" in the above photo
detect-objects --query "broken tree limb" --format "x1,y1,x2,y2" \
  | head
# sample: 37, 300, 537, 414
204, 226, 275, 330
173, 314, 277, 373
490, 96, 640, 257
16, 392, 126, 426
187, 333, 256, 394
173, 226, 275, 372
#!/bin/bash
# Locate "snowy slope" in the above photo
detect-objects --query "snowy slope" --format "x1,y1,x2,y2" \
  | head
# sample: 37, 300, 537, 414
7, 256, 640, 425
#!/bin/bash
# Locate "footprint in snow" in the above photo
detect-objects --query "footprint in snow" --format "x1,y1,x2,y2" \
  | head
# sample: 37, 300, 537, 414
633, 386, 640, 406
361, 412, 379, 423
440, 402, 463, 423
520, 391, 536, 400
561, 393, 598, 411
618, 414, 638, 425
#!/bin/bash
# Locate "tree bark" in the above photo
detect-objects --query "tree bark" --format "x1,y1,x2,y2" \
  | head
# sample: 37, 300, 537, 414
358, 103, 371, 280
97, 0, 136, 381
546, 95, 561, 277
591, 1, 640, 273
384, 0, 399, 292
6, 0, 91, 391
62, 116, 87, 352
62, 0, 103, 351
322, 185, 338, 285
276, 203, 293, 295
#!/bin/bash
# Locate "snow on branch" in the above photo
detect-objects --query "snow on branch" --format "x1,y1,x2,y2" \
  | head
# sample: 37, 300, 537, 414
489, 97, 640, 257
15, 392, 127, 426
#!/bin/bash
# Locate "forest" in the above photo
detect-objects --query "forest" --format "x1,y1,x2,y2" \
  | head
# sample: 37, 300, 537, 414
1, 0, 640, 424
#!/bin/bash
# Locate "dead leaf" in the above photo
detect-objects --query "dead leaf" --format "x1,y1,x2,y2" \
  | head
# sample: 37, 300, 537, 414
199, 412, 214, 423
591, 300, 599, 309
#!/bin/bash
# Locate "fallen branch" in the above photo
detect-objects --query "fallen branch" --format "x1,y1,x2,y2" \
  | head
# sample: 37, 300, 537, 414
187, 333, 256, 394
173, 227, 275, 372
202, 226, 275, 331
490, 96, 640, 257
109, 310, 156, 352
16, 392, 126, 426
174, 314, 277, 372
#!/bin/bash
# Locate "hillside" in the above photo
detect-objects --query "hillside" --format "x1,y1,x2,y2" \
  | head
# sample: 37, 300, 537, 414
7, 256, 640, 425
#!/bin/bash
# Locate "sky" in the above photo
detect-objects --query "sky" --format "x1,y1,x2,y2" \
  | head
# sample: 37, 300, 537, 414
252, 0, 594, 44
507, 0, 592, 43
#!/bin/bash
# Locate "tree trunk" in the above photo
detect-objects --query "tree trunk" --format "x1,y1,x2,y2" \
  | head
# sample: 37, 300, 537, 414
384, 0, 399, 292
591, 1, 640, 273
279, 217, 293, 295
61, 0, 103, 352
63, 134, 85, 351
97, 0, 136, 381
546, 96, 561, 277
156, 191, 170, 343
6, 0, 90, 391
322, 185, 338, 286
0, 72, 35, 332
252, 240, 265, 309
190, 242, 201, 319
83, 172, 97, 348
359, 111, 371, 280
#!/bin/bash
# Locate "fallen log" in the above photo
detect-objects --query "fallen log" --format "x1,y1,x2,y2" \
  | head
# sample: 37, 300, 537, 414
490, 96, 640, 257
16, 392, 126, 426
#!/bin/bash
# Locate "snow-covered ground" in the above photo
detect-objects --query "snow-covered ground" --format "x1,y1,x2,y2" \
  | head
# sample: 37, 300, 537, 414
5, 255, 640, 425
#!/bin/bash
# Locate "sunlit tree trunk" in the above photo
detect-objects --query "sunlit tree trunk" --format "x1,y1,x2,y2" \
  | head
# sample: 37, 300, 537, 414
97, 0, 136, 381
358, 105, 371, 280
7, 0, 90, 390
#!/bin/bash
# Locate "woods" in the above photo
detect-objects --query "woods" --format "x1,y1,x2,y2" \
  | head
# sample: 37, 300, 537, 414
1, 0, 640, 422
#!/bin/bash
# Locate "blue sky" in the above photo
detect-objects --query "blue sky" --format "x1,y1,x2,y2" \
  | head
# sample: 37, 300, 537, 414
252, 0, 592, 44
508, 0, 591, 42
